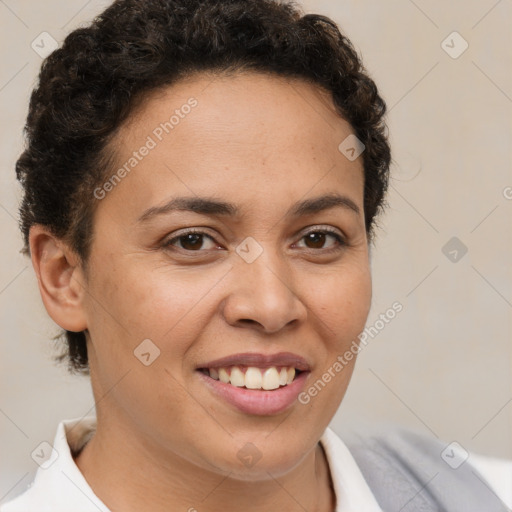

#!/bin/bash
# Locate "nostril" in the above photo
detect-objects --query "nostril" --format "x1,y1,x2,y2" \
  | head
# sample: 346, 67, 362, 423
240, 319, 258, 325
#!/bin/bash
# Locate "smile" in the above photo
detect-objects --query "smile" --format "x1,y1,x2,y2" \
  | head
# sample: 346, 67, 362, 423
195, 352, 311, 415
199, 365, 299, 390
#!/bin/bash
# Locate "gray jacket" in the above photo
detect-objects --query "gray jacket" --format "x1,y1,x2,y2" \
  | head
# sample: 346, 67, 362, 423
345, 426, 508, 511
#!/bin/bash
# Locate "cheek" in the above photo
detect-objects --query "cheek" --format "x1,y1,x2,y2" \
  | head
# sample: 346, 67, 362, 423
86, 247, 371, 364
88, 257, 180, 334
83, 259, 210, 436
297, 268, 371, 422
85, 256, 232, 365
308, 262, 372, 344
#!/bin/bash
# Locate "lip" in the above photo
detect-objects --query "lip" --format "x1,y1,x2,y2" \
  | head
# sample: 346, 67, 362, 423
197, 369, 310, 415
197, 351, 311, 372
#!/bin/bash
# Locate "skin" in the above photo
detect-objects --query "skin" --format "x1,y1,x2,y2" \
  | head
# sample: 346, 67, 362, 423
30, 71, 372, 512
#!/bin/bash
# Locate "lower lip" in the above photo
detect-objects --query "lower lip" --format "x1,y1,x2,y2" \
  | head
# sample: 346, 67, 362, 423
197, 371, 309, 416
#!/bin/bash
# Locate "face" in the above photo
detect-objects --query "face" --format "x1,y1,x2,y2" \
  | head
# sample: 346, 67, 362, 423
80, 71, 371, 479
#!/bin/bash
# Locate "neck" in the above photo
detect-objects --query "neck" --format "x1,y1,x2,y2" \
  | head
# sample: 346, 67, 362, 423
74, 419, 335, 512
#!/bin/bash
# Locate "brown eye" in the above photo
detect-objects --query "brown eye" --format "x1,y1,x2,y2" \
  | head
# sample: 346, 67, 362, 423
163, 231, 218, 251
296, 229, 346, 252
178, 233, 205, 251
304, 232, 328, 249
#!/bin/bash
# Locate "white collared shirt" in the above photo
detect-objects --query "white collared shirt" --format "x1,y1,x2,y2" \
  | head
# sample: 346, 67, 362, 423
1, 416, 510, 511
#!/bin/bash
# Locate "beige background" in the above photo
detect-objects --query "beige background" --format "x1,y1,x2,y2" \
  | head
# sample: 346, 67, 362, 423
1, 0, 511, 502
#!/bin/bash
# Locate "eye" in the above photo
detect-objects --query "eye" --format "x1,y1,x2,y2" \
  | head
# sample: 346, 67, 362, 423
163, 229, 220, 252
294, 228, 347, 252
162, 227, 347, 254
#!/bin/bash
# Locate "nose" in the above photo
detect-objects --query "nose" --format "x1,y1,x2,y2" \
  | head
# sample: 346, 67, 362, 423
221, 249, 308, 334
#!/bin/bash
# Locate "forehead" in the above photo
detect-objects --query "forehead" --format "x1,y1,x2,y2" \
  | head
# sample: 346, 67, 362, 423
99, 71, 364, 223
124, 70, 352, 150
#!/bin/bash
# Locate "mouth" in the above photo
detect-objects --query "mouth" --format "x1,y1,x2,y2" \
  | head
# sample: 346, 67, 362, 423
197, 365, 303, 390
195, 352, 311, 415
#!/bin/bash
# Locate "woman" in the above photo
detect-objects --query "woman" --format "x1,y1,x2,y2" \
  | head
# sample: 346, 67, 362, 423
2, 0, 510, 510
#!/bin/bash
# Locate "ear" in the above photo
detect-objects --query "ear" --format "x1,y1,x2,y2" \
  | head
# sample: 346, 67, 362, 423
29, 225, 88, 332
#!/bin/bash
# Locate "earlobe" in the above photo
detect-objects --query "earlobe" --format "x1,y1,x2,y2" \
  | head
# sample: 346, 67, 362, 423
29, 225, 88, 333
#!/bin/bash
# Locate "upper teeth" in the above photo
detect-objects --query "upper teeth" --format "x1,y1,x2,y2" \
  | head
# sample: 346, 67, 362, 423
208, 366, 296, 390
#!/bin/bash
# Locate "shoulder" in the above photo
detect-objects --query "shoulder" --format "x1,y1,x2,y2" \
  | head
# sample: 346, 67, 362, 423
331, 423, 511, 512
0, 481, 38, 512
0, 416, 108, 512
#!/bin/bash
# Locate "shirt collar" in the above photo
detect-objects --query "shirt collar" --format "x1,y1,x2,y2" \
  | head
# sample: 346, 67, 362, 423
4, 417, 382, 512
1, 417, 110, 512
320, 427, 383, 511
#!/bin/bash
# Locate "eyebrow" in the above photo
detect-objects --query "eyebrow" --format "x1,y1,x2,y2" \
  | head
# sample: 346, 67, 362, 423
137, 193, 360, 223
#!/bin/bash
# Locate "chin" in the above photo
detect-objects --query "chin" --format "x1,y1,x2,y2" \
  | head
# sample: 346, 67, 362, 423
202, 438, 312, 480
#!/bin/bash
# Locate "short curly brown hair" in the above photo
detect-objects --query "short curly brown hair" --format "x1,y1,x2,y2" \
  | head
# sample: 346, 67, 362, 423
16, 0, 391, 375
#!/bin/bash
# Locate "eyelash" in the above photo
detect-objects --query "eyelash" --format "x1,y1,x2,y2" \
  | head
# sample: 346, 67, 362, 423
162, 226, 347, 255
